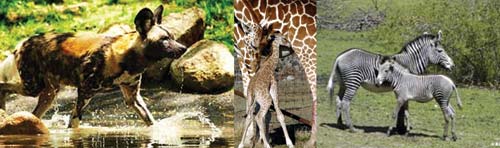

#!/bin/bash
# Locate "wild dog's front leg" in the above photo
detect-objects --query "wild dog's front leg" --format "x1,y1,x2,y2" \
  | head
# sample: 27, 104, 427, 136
119, 79, 155, 126
68, 90, 95, 128
33, 86, 60, 117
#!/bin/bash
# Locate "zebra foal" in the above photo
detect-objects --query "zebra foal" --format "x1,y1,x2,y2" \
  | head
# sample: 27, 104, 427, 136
375, 58, 463, 141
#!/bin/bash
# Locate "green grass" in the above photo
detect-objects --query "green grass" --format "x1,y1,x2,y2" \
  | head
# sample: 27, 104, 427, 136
0, 0, 233, 59
317, 82, 500, 147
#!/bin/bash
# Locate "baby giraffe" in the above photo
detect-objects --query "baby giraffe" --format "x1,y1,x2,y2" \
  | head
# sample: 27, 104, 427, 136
238, 33, 294, 148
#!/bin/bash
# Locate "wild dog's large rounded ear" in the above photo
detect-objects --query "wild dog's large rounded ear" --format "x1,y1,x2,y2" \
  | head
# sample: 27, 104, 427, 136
153, 5, 164, 24
134, 8, 154, 39
438, 30, 443, 41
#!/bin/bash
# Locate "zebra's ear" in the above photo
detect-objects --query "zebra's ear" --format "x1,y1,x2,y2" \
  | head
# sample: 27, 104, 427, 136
438, 30, 443, 41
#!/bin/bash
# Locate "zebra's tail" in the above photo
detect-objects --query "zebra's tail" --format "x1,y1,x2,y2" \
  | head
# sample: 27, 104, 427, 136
327, 59, 339, 106
453, 86, 463, 109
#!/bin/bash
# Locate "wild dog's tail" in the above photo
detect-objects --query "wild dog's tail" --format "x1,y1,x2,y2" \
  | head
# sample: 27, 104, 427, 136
0, 39, 24, 84
327, 59, 339, 106
453, 85, 463, 109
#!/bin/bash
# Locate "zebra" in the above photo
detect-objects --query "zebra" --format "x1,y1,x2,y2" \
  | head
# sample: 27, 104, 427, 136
326, 31, 454, 132
375, 58, 463, 141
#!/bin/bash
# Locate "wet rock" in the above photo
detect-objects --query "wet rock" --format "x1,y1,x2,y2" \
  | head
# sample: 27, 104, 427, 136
170, 40, 234, 93
0, 111, 49, 135
98, 23, 133, 37
0, 109, 6, 121
144, 7, 206, 81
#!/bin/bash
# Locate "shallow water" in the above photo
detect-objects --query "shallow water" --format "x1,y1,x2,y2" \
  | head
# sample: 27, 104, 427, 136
1, 86, 235, 147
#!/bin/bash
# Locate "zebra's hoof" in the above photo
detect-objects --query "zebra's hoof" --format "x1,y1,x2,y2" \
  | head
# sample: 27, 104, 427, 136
238, 143, 245, 148
287, 144, 295, 148
348, 127, 362, 133
441, 136, 448, 141
451, 135, 458, 141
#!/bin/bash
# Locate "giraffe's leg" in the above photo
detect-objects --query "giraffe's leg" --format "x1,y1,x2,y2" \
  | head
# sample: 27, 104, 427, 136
290, 44, 317, 146
239, 99, 257, 148
270, 80, 294, 148
255, 100, 271, 148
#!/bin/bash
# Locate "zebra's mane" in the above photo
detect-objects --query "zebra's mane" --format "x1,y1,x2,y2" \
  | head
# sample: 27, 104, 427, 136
398, 34, 437, 54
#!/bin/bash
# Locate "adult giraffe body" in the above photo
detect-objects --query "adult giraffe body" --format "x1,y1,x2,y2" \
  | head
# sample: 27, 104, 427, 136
234, 0, 318, 146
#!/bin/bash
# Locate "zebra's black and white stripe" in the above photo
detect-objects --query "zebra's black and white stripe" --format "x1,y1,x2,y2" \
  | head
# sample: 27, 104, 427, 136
326, 31, 454, 131
376, 59, 462, 141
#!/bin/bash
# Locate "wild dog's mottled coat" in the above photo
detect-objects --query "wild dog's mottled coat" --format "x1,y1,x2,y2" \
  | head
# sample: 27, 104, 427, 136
0, 5, 187, 128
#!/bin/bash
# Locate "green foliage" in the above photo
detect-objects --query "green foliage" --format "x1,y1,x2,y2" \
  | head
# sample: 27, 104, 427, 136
319, 0, 500, 87
366, 0, 500, 87
0, 1, 233, 59
175, 0, 234, 51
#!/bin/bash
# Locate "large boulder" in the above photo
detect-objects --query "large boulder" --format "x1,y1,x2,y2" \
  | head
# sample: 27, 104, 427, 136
144, 7, 206, 81
0, 111, 49, 135
170, 40, 234, 93
98, 23, 133, 37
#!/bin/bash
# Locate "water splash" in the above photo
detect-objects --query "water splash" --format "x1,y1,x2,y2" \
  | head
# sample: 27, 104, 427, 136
42, 110, 70, 128
179, 68, 184, 94
149, 111, 222, 146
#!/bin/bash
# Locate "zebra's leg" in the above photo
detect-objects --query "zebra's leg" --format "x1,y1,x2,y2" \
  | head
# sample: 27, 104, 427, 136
439, 102, 451, 141
256, 101, 271, 148
448, 105, 457, 141
336, 85, 346, 126
341, 87, 361, 132
387, 99, 405, 136
404, 109, 411, 136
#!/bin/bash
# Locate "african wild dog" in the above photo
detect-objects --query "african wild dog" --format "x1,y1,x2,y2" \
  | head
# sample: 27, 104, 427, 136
0, 5, 187, 128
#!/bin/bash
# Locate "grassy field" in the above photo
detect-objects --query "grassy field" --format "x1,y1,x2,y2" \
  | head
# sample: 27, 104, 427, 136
317, 0, 500, 147
0, 0, 233, 59
316, 19, 500, 148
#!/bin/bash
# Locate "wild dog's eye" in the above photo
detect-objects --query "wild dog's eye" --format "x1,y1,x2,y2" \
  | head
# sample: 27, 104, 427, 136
161, 36, 169, 40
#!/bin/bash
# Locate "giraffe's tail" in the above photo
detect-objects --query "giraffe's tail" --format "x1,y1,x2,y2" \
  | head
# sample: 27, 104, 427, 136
327, 59, 339, 106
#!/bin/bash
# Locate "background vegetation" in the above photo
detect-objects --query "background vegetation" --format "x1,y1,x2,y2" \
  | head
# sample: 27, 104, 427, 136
317, 0, 500, 147
0, 0, 233, 59
319, 0, 500, 88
